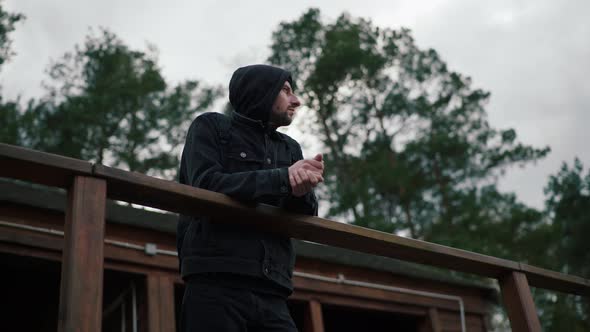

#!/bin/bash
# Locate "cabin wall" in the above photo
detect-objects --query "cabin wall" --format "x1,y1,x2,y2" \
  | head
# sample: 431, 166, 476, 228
0, 201, 492, 332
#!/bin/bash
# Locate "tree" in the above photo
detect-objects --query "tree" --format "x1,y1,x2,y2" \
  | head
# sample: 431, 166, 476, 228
0, 1, 24, 70
268, 9, 584, 330
544, 159, 590, 277
268, 8, 549, 243
23, 29, 222, 178
0, 97, 22, 144
536, 159, 590, 331
0, 2, 25, 145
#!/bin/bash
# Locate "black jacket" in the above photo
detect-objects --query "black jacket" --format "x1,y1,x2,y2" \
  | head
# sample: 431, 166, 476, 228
177, 65, 318, 295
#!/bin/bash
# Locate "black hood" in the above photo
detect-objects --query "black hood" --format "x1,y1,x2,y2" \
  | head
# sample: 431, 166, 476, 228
229, 64, 292, 126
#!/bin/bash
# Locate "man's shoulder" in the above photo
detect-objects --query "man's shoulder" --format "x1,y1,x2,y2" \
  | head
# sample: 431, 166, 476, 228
275, 131, 301, 149
194, 111, 229, 123
189, 112, 230, 131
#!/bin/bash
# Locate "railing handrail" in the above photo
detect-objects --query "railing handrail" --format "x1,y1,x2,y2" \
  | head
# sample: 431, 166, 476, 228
1, 142, 587, 296
1, 142, 588, 295
0, 142, 588, 331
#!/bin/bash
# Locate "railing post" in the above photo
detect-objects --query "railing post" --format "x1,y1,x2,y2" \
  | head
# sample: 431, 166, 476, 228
304, 299, 325, 332
428, 307, 442, 332
146, 274, 176, 332
500, 271, 542, 332
418, 307, 442, 332
58, 176, 107, 332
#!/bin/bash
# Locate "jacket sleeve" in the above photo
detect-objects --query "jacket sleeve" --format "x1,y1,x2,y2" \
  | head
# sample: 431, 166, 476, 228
182, 114, 290, 201
281, 141, 319, 216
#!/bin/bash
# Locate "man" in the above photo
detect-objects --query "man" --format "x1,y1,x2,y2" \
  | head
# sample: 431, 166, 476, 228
177, 64, 322, 331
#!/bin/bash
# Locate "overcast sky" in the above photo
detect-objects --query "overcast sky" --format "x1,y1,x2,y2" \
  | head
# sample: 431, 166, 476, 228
3, 0, 589, 209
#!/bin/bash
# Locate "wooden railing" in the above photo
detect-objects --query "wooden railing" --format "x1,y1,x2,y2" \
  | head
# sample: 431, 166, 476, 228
1, 142, 589, 332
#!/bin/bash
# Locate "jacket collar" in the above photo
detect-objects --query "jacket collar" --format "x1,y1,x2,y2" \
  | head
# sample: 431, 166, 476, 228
231, 111, 286, 141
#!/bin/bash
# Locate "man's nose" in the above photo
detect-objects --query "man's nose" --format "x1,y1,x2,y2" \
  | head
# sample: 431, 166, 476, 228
290, 95, 301, 108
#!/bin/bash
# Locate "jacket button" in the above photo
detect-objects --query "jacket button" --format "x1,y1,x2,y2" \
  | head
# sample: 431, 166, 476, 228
240, 152, 247, 158
280, 186, 287, 193
267, 158, 271, 164
264, 266, 270, 275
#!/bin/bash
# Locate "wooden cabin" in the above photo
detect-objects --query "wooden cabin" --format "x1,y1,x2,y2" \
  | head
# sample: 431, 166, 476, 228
2, 144, 589, 332
0, 179, 495, 331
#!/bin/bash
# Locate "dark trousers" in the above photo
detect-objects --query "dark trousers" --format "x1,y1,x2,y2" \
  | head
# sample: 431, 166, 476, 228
180, 280, 298, 332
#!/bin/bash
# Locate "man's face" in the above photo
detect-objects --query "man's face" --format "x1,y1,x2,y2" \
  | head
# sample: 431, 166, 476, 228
269, 81, 301, 128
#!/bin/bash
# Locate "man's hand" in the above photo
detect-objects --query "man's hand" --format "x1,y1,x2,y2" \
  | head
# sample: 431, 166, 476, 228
288, 154, 324, 197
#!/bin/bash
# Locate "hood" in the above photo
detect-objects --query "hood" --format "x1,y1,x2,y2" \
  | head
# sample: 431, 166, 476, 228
229, 64, 292, 126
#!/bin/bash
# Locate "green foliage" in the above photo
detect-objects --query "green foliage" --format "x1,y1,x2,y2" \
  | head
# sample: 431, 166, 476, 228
0, 96, 23, 144
0, 1, 24, 70
544, 159, 590, 276
0, 14, 222, 179
268, 8, 549, 241
268, 9, 590, 329
535, 159, 590, 331
20, 29, 222, 178
0, 2, 25, 144
427, 186, 553, 262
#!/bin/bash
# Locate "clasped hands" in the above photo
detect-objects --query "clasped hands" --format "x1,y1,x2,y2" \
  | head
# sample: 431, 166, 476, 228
288, 154, 324, 197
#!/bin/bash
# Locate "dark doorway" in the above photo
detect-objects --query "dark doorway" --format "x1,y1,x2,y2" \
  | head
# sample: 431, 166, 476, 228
102, 270, 142, 332
0, 252, 143, 332
0, 253, 61, 331
322, 304, 420, 332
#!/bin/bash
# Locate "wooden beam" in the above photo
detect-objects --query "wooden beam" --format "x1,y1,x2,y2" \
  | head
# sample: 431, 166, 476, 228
146, 275, 176, 332
500, 272, 541, 332
0, 143, 93, 188
293, 275, 462, 313
304, 300, 324, 332
58, 176, 107, 332
291, 291, 426, 317
521, 263, 590, 296
0, 222, 178, 271
427, 307, 442, 332
418, 307, 442, 332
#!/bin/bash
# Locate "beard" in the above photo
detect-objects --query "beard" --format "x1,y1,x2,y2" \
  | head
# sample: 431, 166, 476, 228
269, 107, 294, 127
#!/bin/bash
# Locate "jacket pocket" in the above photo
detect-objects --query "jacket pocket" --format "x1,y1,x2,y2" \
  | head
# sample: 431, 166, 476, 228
225, 144, 264, 172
